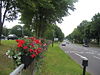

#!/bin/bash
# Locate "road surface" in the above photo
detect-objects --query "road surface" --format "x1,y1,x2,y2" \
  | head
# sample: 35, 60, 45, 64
60, 43, 100, 75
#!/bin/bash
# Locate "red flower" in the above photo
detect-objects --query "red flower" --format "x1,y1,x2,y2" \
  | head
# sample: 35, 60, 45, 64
16, 40, 25, 47
37, 48, 42, 50
33, 49, 38, 55
31, 54, 36, 58
33, 49, 41, 55
16, 40, 25, 44
29, 49, 33, 52
43, 43, 47, 46
20, 40, 25, 44
17, 43, 22, 47
28, 37, 36, 41
23, 46, 28, 49
29, 43, 34, 47
34, 39, 41, 44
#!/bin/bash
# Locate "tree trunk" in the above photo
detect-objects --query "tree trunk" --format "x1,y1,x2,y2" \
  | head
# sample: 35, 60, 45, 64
0, 23, 3, 45
0, 1, 2, 45
97, 33, 100, 45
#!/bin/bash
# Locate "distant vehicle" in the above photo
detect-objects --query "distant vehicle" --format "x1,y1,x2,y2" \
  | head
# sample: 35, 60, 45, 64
66, 42, 69, 44
62, 42, 66, 46
83, 44, 89, 47
0, 35, 5, 40
7, 34, 18, 40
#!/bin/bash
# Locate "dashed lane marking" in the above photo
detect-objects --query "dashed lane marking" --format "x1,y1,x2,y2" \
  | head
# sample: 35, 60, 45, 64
94, 56, 100, 60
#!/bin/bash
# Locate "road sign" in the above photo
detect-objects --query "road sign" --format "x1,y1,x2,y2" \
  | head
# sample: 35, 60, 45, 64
54, 38, 58, 41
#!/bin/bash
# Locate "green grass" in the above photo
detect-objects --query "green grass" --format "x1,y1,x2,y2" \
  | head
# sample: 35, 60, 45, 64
0, 40, 17, 75
35, 43, 90, 75
0, 41, 90, 75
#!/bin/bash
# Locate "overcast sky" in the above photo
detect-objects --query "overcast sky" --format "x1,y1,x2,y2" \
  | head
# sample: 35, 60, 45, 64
57, 0, 100, 36
4, 0, 100, 36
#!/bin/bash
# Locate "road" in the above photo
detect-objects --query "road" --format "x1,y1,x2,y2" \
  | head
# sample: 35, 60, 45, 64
60, 43, 100, 75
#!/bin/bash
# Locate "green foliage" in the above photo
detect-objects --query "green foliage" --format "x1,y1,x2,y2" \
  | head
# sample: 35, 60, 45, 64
0, 40, 17, 75
10, 25, 33, 37
67, 13, 100, 45
44, 24, 64, 41
10, 25, 23, 37
0, 0, 18, 44
19, 0, 77, 38
91, 13, 100, 44
67, 20, 90, 43
2, 26, 9, 36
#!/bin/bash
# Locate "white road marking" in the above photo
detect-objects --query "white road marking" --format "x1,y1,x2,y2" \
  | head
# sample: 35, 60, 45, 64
75, 53, 88, 60
94, 56, 100, 60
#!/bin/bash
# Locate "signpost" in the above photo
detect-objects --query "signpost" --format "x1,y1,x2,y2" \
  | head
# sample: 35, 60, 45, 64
54, 38, 58, 41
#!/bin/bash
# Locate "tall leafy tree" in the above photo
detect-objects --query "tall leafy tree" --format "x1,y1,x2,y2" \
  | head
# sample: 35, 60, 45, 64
20, 0, 77, 38
10, 25, 23, 37
0, 0, 18, 44
91, 13, 100, 44
44, 24, 64, 41
67, 20, 91, 44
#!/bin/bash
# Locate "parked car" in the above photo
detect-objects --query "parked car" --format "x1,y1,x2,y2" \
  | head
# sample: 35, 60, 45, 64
0, 35, 5, 40
7, 34, 18, 40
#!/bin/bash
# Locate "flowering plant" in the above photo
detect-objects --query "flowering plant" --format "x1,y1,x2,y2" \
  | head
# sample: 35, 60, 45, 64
6, 37, 47, 67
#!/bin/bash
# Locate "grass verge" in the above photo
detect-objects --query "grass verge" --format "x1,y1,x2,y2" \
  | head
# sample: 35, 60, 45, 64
0, 40, 17, 75
35, 43, 90, 75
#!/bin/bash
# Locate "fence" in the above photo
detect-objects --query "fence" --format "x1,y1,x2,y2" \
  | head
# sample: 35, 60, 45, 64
10, 64, 24, 75
10, 61, 35, 75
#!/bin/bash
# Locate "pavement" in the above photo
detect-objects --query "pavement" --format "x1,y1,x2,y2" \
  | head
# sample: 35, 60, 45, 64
60, 43, 100, 75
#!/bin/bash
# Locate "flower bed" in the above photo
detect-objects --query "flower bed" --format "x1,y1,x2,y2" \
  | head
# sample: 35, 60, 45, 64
6, 37, 47, 69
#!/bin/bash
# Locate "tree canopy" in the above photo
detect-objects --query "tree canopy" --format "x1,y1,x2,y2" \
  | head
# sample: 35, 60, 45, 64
67, 13, 100, 45
19, 0, 77, 37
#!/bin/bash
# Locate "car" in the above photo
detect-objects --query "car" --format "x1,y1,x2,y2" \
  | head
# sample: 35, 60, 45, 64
62, 42, 66, 46
0, 35, 5, 40
7, 34, 18, 40
83, 44, 89, 47
66, 42, 69, 44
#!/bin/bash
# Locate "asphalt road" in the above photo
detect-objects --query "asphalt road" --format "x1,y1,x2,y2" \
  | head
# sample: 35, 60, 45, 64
60, 43, 100, 75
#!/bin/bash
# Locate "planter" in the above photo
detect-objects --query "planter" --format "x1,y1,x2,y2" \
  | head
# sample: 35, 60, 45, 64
21, 55, 34, 69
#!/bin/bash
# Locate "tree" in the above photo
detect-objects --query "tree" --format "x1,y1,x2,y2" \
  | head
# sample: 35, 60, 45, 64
91, 13, 100, 44
0, 0, 18, 44
10, 25, 23, 37
20, 0, 77, 38
44, 24, 64, 41
67, 20, 91, 44
2, 26, 9, 36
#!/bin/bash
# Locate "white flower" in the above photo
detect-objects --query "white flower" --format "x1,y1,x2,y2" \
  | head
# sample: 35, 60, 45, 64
8, 56, 12, 58
6, 52, 8, 55
6, 50, 11, 55
18, 57, 21, 60
14, 56, 17, 58
18, 52, 21, 55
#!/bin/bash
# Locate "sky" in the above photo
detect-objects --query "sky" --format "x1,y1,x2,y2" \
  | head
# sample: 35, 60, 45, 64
4, 0, 100, 36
